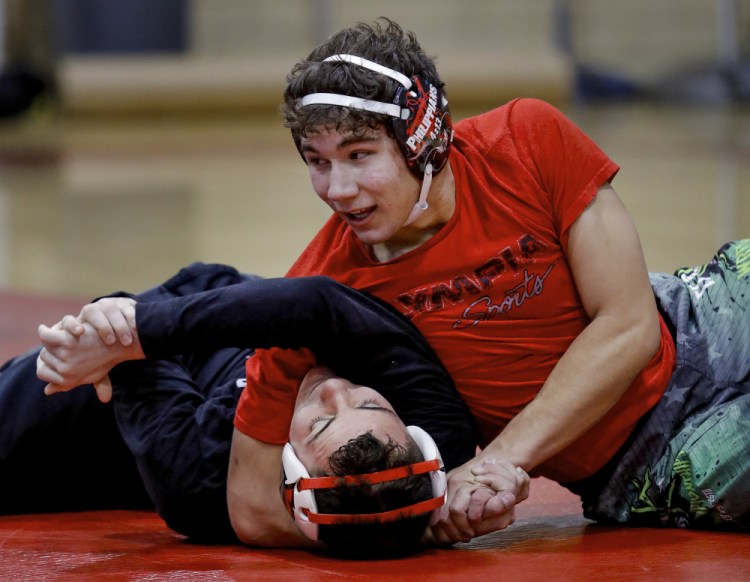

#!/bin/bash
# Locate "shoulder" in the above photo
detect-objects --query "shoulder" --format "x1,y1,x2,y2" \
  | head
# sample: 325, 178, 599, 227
453, 98, 566, 156
454, 97, 561, 132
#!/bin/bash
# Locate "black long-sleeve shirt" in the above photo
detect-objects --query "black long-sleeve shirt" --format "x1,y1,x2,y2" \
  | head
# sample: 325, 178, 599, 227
117, 273, 478, 540
137, 276, 478, 466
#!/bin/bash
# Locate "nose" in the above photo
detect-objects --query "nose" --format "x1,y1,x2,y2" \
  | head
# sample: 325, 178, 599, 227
325, 162, 358, 202
318, 378, 351, 411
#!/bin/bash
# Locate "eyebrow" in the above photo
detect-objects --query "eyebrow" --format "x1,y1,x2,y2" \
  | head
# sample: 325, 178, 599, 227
307, 406, 396, 444
299, 133, 382, 155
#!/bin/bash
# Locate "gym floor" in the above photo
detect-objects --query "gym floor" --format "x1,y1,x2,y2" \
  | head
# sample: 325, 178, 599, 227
0, 100, 749, 578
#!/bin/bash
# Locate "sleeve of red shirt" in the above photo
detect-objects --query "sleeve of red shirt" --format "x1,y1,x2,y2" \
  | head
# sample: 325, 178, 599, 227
506, 98, 620, 250
233, 224, 341, 443
234, 347, 316, 444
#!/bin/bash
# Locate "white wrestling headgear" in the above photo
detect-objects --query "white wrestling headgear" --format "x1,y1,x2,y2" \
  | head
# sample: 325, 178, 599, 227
281, 425, 447, 541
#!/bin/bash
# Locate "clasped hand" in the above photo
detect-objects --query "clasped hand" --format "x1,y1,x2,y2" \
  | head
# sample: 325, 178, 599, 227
36, 298, 142, 403
428, 458, 530, 545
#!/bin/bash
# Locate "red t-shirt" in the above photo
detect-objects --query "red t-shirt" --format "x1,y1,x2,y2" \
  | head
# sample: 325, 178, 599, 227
235, 98, 676, 482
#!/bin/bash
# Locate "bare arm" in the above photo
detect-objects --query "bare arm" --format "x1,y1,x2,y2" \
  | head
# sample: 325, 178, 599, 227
477, 183, 661, 468
226, 429, 317, 548
433, 183, 661, 542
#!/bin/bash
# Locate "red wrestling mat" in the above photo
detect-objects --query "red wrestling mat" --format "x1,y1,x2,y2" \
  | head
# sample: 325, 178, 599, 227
2, 291, 749, 580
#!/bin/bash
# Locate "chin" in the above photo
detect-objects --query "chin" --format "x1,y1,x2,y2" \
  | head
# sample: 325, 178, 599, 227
352, 224, 398, 247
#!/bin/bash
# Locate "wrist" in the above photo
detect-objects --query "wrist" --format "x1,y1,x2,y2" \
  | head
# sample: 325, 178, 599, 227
121, 332, 145, 362
473, 443, 533, 473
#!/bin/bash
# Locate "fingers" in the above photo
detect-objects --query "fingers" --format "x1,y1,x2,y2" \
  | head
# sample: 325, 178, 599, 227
472, 460, 530, 504
483, 491, 516, 516
515, 467, 531, 503
37, 322, 121, 396
39, 351, 112, 403
442, 490, 477, 543
36, 347, 69, 382
472, 503, 517, 537
93, 374, 113, 403
60, 315, 85, 337
430, 471, 486, 544
420, 525, 448, 548
43, 382, 67, 396
79, 299, 136, 346
79, 305, 118, 346
432, 496, 474, 544
37, 350, 68, 390
466, 487, 493, 524
432, 485, 518, 544
38, 324, 74, 349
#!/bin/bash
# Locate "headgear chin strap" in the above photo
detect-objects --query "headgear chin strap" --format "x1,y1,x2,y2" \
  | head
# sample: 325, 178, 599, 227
281, 425, 447, 541
403, 163, 432, 226
297, 54, 453, 227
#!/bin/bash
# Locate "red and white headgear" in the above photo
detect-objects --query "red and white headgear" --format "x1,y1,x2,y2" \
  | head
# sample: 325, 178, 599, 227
281, 425, 447, 541
297, 54, 454, 226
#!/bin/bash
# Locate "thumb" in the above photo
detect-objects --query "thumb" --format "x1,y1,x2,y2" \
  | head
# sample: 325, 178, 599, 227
93, 375, 113, 403
484, 492, 516, 516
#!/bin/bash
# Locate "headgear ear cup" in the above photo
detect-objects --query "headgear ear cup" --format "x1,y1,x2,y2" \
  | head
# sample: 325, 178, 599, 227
281, 442, 320, 540
405, 425, 447, 526
391, 77, 453, 180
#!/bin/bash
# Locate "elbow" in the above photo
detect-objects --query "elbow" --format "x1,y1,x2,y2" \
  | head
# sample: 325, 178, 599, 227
228, 500, 311, 548
231, 517, 313, 549
232, 519, 263, 546
230, 509, 278, 547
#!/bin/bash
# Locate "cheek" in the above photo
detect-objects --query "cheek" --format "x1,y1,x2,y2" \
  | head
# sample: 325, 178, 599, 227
308, 168, 329, 200
364, 161, 404, 198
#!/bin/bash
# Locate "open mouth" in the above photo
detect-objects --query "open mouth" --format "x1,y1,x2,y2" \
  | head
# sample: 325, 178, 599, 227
344, 206, 375, 222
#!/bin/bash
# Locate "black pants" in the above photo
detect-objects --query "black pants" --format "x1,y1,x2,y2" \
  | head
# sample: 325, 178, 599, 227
0, 347, 151, 513
0, 263, 251, 541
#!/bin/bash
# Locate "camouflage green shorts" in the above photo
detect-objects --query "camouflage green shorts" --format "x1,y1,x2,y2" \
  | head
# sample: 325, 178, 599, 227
571, 240, 750, 530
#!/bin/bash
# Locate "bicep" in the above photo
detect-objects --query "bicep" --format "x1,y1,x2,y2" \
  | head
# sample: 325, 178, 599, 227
567, 183, 656, 325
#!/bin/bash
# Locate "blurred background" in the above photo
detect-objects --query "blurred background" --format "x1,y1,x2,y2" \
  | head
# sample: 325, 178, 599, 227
0, 0, 748, 301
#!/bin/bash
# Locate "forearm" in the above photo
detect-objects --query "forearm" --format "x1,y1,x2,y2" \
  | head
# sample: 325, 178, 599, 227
136, 277, 353, 356
476, 182, 662, 472
478, 308, 660, 471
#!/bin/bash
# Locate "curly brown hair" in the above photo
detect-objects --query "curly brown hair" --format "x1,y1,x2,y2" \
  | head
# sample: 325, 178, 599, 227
313, 431, 434, 558
281, 17, 447, 143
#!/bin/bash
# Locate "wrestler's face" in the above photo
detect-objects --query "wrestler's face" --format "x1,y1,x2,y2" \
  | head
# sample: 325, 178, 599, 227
299, 126, 421, 246
288, 366, 409, 474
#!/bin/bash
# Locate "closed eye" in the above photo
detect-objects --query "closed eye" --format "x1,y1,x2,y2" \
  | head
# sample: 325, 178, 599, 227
307, 399, 396, 443
359, 398, 385, 409
308, 415, 327, 431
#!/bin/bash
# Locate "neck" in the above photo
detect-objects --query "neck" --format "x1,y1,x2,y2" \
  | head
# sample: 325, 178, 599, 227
370, 164, 455, 262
